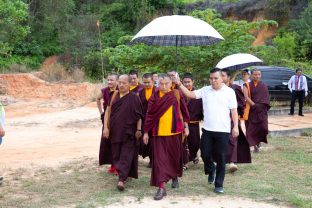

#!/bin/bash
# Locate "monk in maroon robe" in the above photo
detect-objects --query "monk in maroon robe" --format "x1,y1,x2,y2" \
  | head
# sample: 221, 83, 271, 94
103, 74, 143, 191
221, 69, 251, 172
138, 73, 157, 166
129, 69, 144, 94
143, 74, 190, 200
244, 69, 270, 153
182, 73, 203, 165
96, 74, 118, 173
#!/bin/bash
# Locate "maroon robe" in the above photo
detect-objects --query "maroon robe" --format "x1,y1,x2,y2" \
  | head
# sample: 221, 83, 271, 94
144, 89, 190, 187
130, 83, 144, 95
246, 81, 270, 147
185, 87, 203, 162
99, 87, 114, 166
109, 92, 143, 181
228, 84, 251, 163
138, 86, 157, 159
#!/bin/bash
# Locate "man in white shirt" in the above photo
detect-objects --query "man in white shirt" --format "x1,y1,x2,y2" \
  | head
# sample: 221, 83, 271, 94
288, 68, 309, 116
174, 68, 239, 194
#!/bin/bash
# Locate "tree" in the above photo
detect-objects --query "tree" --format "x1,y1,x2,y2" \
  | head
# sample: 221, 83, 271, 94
289, 2, 312, 59
0, 0, 29, 56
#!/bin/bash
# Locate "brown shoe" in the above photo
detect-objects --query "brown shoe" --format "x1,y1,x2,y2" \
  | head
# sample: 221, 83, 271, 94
228, 163, 238, 173
117, 181, 125, 191
154, 188, 167, 200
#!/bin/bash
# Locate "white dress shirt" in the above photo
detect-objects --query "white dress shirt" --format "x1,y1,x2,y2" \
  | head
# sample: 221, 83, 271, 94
288, 75, 308, 92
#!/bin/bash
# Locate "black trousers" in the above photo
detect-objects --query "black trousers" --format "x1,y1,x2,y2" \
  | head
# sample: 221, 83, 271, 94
290, 90, 305, 115
200, 129, 229, 188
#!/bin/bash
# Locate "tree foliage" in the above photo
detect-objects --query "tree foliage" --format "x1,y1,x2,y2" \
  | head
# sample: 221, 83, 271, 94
0, 0, 29, 56
289, 2, 312, 60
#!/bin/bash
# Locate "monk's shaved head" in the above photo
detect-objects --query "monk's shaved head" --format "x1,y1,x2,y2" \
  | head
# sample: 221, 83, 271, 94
251, 69, 261, 82
119, 74, 131, 83
107, 73, 119, 89
118, 74, 130, 94
158, 73, 172, 93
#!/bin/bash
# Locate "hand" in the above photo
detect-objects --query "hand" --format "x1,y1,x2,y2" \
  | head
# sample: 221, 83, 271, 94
305, 91, 308, 97
184, 127, 189, 137
174, 72, 182, 86
103, 128, 109, 139
0, 126, 5, 137
232, 126, 239, 138
135, 130, 142, 140
143, 133, 149, 145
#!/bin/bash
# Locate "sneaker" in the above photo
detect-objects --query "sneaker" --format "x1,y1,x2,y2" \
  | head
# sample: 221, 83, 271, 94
288, 113, 294, 116
154, 188, 167, 200
171, 177, 179, 188
214, 187, 224, 194
299, 114, 304, 117
228, 162, 238, 173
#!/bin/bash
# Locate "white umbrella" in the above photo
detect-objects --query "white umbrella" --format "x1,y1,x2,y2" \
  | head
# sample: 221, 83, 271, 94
131, 15, 224, 68
131, 15, 224, 46
216, 53, 263, 70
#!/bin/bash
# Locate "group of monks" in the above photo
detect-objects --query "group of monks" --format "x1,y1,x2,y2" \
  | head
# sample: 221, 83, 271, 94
96, 68, 270, 200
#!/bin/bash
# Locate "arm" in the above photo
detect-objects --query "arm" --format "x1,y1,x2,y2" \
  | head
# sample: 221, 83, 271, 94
288, 77, 293, 92
178, 83, 197, 99
96, 92, 104, 114
243, 85, 255, 106
183, 122, 189, 137
230, 108, 239, 138
0, 124, 5, 137
135, 119, 142, 140
304, 76, 308, 96
102, 107, 109, 139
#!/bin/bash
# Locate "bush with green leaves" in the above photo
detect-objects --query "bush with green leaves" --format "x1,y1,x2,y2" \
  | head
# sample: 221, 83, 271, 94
0, 0, 29, 56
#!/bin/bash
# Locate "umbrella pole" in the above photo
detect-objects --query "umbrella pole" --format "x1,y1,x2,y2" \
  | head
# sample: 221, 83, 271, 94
175, 36, 179, 70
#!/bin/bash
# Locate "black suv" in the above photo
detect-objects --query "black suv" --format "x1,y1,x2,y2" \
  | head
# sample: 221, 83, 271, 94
236, 66, 312, 102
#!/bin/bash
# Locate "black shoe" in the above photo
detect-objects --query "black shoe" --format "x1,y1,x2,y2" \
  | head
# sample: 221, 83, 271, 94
288, 113, 294, 116
0, 176, 3, 181
299, 114, 304, 116
171, 177, 179, 188
214, 187, 224, 194
254, 145, 259, 153
154, 188, 167, 200
208, 169, 216, 184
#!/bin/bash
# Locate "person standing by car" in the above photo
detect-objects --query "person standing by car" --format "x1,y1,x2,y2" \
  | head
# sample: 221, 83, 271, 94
288, 68, 309, 116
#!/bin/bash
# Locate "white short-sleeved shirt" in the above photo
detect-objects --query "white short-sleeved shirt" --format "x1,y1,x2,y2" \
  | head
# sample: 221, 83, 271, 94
194, 84, 237, 133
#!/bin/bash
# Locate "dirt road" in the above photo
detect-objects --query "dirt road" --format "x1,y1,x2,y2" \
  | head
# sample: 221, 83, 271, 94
1, 102, 101, 168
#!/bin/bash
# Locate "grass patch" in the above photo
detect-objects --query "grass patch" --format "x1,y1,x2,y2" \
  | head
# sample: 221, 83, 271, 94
0, 137, 311, 207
